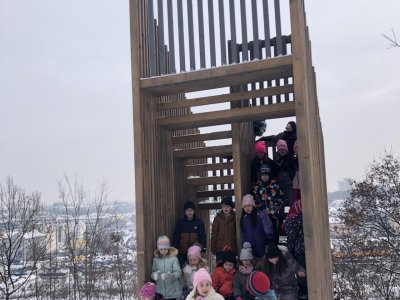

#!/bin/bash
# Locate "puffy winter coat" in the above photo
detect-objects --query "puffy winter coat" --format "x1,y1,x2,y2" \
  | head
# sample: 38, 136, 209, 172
151, 247, 181, 299
233, 271, 256, 300
185, 286, 224, 300
212, 266, 236, 297
173, 215, 207, 253
211, 210, 237, 254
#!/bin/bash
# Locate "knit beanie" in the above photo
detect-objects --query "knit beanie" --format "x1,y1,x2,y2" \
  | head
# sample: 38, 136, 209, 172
221, 196, 234, 208
184, 201, 196, 211
193, 268, 212, 288
187, 245, 202, 259
254, 141, 267, 154
246, 271, 271, 297
276, 139, 288, 151
240, 242, 253, 261
266, 242, 281, 258
242, 194, 255, 208
221, 250, 237, 265
258, 166, 271, 178
288, 121, 297, 132
157, 235, 171, 250
139, 282, 156, 297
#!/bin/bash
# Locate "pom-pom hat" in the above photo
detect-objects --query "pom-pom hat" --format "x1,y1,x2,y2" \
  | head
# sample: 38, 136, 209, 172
240, 242, 253, 261
246, 271, 271, 297
139, 282, 156, 297
193, 268, 212, 287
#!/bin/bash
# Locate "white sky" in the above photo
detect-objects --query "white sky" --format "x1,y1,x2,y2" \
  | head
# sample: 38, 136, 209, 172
1, 0, 399, 203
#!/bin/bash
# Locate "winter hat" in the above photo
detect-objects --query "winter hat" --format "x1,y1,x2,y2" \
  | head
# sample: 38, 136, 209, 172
287, 198, 302, 219
187, 245, 202, 259
184, 201, 196, 211
258, 166, 271, 178
254, 141, 267, 154
221, 196, 234, 208
266, 242, 281, 258
139, 282, 156, 297
242, 194, 255, 208
246, 271, 271, 297
193, 268, 212, 288
157, 235, 171, 250
240, 242, 253, 261
276, 139, 288, 152
221, 249, 237, 265
288, 121, 297, 132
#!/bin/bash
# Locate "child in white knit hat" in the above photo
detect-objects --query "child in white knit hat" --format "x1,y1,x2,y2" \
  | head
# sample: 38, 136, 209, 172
186, 268, 224, 300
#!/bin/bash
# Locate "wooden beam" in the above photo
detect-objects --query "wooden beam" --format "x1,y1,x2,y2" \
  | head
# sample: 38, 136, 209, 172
197, 202, 233, 210
187, 175, 234, 185
172, 131, 232, 144
197, 189, 235, 198
160, 101, 296, 130
158, 84, 294, 111
174, 145, 231, 159
141, 55, 293, 95
185, 162, 233, 172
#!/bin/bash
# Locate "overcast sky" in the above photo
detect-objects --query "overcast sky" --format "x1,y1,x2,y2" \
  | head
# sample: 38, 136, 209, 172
1, 0, 399, 204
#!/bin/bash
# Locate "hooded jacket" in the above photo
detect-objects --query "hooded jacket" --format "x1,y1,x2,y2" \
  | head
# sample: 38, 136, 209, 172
212, 266, 236, 297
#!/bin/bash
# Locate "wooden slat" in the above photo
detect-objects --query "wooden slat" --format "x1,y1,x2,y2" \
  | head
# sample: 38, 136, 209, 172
158, 84, 294, 111
197, 189, 235, 198
172, 131, 232, 144
197, 201, 236, 210
186, 162, 233, 172
187, 175, 234, 186
140, 55, 293, 95
174, 145, 231, 159
160, 101, 295, 130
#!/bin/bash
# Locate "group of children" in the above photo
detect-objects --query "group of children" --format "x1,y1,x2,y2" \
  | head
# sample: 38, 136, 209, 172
139, 121, 307, 300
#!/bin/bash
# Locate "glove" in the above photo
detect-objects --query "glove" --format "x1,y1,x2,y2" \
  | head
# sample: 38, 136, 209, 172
236, 297, 243, 300
165, 272, 174, 280
151, 271, 160, 281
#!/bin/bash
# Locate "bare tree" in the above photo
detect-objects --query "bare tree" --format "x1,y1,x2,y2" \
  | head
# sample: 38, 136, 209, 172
0, 177, 49, 300
332, 152, 400, 299
382, 29, 400, 48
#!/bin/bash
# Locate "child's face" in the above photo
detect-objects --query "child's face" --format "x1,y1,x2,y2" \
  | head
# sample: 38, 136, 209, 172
261, 174, 269, 182
188, 255, 200, 267
223, 261, 235, 272
159, 248, 168, 256
221, 204, 232, 215
197, 281, 211, 297
285, 123, 293, 131
241, 259, 252, 267
268, 257, 279, 264
185, 208, 195, 220
256, 152, 265, 159
243, 204, 253, 214
278, 148, 288, 156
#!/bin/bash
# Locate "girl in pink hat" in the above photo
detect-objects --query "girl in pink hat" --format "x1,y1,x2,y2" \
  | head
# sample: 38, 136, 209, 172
186, 268, 224, 300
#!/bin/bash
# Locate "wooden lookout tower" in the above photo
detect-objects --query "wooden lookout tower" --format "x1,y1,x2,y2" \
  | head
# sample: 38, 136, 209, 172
129, 0, 333, 299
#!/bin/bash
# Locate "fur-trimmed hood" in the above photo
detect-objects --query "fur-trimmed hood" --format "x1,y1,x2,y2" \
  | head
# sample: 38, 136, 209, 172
154, 246, 178, 257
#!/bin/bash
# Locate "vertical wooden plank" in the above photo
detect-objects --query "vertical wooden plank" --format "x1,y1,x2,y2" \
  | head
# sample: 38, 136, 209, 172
188, 0, 196, 70
177, 0, 186, 72
208, 0, 216, 67
229, 0, 237, 63
157, 0, 166, 74
198, 0, 206, 68
218, 0, 227, 65
262, 0, 272, 58
147, 0, 157, 76
167, 0, 176, 73
240, 0, 248, 61
274, 0, 283, 55
251, 0, 260, 59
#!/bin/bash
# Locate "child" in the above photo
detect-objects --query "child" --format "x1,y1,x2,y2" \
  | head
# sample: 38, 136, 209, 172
151, 235, 182, 300
181, 245, 209, 299
257, 121, 297, 155
173, 201, 207, 266
252, 166, 285, 244
233, 242, 256, 300
186, 268, 224, 300
212, 250, 237, 299
139, 282, 165, 300
240, 194, 274, 259
246, 271, 276, 300
275, 139, 296, 206
211, 196, 237, 263
261, 242, 305, 300
251, 141, 277, 185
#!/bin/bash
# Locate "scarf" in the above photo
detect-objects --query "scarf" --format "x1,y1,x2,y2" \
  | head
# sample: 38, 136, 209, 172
239, 264, 253, 275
